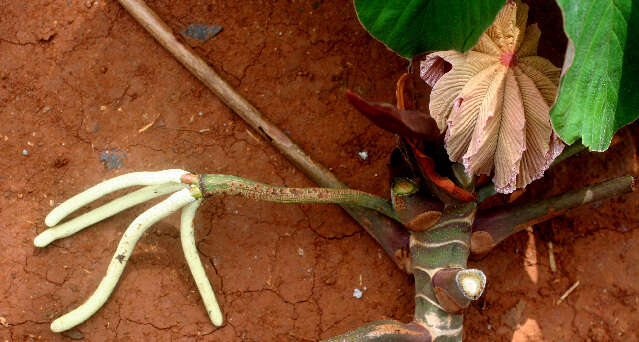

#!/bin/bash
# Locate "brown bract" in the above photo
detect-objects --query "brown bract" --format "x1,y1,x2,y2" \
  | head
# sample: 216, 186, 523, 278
420, 0, 564, 193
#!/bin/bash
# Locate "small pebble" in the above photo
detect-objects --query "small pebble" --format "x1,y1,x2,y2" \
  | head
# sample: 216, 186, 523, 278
358, 151, 368, 160
297, 248, 304, 256
22, 149, 28, 156
353, 288, 363, 299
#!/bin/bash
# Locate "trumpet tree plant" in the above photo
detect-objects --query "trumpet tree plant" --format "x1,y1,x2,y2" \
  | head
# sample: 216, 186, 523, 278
35, 0, 639, 340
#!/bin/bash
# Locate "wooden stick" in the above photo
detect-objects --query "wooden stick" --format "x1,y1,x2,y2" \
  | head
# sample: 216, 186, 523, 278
556, 280, 580, 305
548, 241, 557, 273
115, 0, 410, 268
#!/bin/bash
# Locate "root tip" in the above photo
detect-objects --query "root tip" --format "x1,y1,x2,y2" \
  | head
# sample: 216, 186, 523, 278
50, 319, 67, 333
211, 313, 223, 327
44, 216, 57, 228
33, 233, 51, 247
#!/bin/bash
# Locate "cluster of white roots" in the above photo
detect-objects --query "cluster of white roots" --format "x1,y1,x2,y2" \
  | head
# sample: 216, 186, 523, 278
34, 170, 223, 332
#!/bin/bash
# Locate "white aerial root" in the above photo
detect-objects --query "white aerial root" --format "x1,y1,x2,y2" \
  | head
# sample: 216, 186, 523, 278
45, 169, 189, 227
180, 199, 224, 326
49, 188, 196, 332
37, 170, 226, 333
34, 183, 187, 247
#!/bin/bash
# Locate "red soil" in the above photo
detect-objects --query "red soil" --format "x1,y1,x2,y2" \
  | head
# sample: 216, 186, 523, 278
1, 1, 637, 341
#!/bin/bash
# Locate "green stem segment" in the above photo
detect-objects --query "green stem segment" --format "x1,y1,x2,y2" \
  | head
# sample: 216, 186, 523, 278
199, 174, 401, 223
198, 173, 411, 271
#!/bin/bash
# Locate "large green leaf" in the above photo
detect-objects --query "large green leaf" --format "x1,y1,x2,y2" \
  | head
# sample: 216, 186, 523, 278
354, 0, 505, 57
551, 0, 639, 151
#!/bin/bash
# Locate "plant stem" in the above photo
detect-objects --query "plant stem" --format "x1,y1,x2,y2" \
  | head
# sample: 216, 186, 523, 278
431, 268, 485, 314
391, 177, 444, 231
410, 203, 475, 341
116, 0, 410, 268
326, 203, 478, 342
199, 174, 401, 223
471, 176, 634, 254
323, 320, 432, 342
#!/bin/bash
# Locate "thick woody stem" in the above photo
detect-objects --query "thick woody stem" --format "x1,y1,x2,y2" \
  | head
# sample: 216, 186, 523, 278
323, 320, 432, 342
432, 268, 486, 314
471, 176, 635, 254
313, 204, 481, 342
410, 202, 477, 341
391, 177, 444, 231
116, 0, 409, 269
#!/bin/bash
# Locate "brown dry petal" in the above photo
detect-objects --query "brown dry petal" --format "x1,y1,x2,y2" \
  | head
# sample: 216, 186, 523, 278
420, 0, 564, 193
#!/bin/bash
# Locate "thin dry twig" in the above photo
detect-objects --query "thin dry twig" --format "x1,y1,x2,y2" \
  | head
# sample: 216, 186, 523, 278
138, 113, 161, 133
556, 280, 580, 305
548, 241, 557, 273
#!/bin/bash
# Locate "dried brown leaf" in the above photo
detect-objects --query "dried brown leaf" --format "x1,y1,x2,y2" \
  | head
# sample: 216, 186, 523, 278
420, 0, 564, 193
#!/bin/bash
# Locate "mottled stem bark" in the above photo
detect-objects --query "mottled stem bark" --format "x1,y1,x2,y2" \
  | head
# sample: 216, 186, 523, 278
198, 174, 400, 222
410, 203, 475, 341
323, 321, 432, 342
326, 203, 478, 342
117, 0, 409, 268
471, 176, 635, 254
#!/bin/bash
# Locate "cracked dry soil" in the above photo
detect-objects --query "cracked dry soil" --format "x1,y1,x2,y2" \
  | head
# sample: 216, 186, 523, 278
1, 1, 638, 341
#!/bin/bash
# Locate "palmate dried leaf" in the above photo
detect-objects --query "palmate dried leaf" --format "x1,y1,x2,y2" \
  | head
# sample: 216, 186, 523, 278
420, 0, 564, 194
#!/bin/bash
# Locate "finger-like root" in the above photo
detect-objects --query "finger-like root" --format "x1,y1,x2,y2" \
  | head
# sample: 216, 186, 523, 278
35, 183, 186, 247
49, 188, 196, 332
180, 199, 223, 326
45, 169, 189, 227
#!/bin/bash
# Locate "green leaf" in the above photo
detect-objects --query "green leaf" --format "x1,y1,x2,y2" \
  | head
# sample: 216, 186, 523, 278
354, 0, 505, 58
551, 0, 639, 151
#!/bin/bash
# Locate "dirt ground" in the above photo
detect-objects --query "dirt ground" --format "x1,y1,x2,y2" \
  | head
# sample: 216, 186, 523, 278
1, 1, 638, 341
